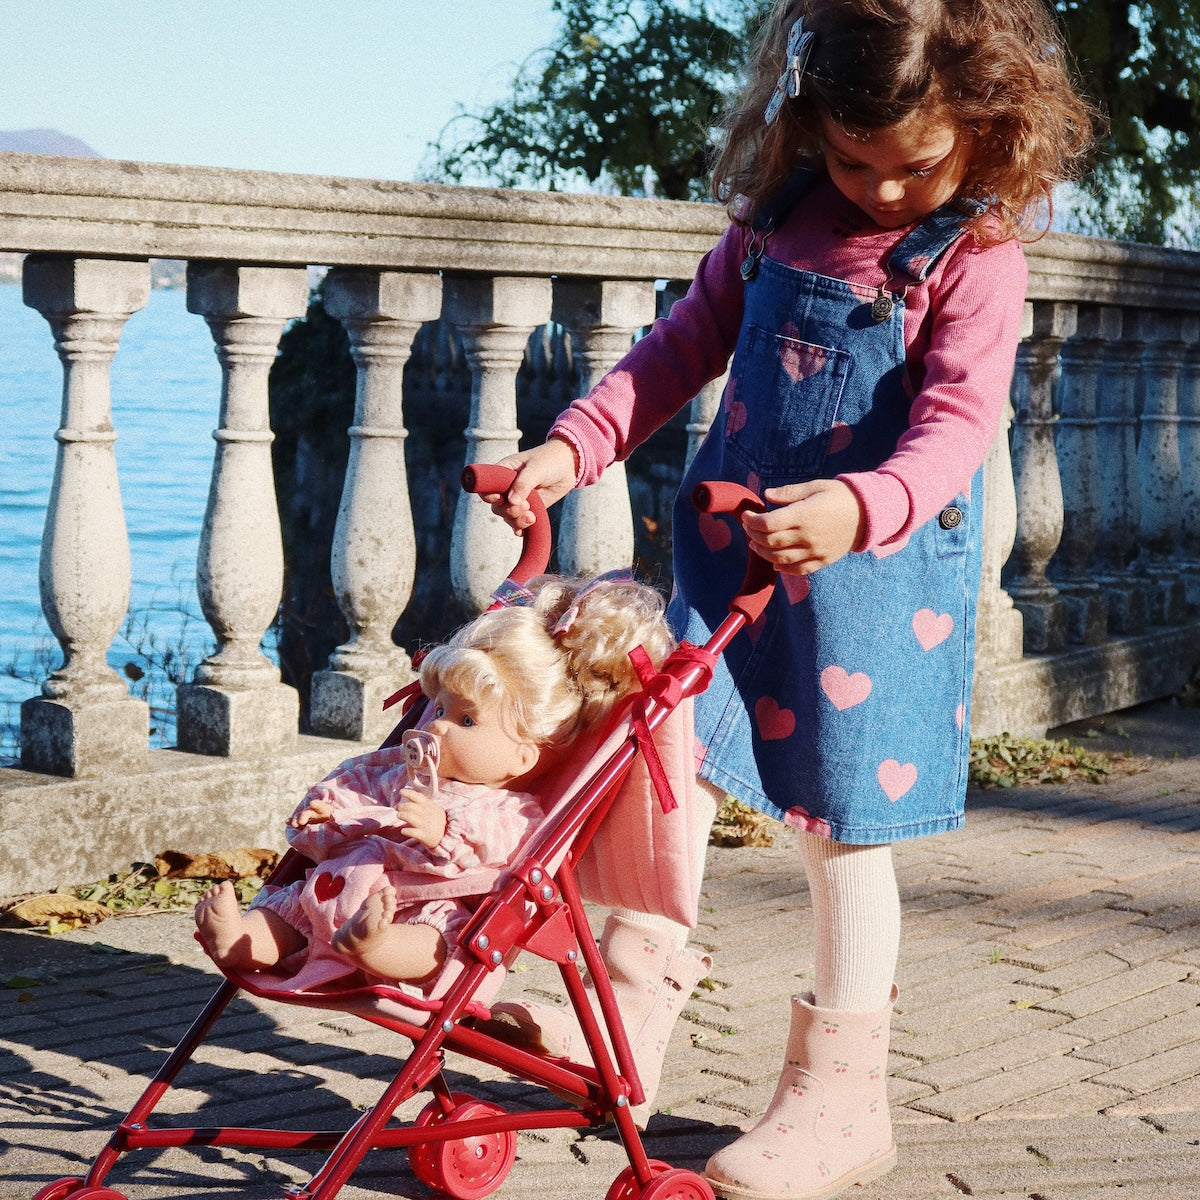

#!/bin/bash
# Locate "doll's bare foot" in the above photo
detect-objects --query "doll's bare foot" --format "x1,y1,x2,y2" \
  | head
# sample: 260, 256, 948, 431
195, 881, 250, 968
331, 887, 445, 983
195, 881, 300, 972
331, 887, 398, 970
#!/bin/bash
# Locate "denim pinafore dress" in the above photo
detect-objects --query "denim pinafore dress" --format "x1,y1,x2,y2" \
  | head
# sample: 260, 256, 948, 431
669, 179, 984, 845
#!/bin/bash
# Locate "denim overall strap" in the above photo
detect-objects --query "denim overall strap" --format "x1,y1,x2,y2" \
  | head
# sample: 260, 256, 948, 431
886, 198, 986, 282
669, 196, 984, 845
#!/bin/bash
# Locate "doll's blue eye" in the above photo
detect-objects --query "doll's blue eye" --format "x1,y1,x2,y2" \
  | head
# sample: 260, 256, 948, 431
462, 714, 475, 727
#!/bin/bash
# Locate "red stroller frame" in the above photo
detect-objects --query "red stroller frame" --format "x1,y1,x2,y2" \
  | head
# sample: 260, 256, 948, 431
34, 468, 774, 1200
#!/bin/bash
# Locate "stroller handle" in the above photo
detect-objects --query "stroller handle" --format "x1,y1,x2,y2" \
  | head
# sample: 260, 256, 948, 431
462, 463, 552, 585
692, 481, 777, 626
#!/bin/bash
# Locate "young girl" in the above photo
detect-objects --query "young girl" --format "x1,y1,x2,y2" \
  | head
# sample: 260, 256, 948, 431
486, 2, 1096, 1196
195, 573, 674, 994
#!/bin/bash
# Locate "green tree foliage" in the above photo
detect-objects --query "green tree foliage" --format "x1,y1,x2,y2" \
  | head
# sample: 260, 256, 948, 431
427, 0, 1200, 247
1057, 1, 1200, 245
426, 0, 755, 200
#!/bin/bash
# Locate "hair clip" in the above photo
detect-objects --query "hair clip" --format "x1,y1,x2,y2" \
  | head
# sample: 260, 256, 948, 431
490, 577, 537, 608
764, 16, 815, 124
550, 568, 635, 638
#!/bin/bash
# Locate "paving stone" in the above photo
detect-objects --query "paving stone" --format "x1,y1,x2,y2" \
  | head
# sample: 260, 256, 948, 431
1013, 949, 1131, 992
1032, 961, 1193, 1019
1089, 1039, 1200, 1095
978, 1078, 1131, 1119
899, 1027, 1081, 1092
908, 1054, 1101, 1122
1072, 1004, 1200, 1068
1055, 981, 1200, 1043
1010, 906, 1149, 952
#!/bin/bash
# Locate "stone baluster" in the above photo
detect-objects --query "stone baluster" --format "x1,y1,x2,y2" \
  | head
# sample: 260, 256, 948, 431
685, 378, 728, 471
653, 282, 729, 472
551, 279, 657, 576
443, 277, 552, 612
1003, 301, 1074, 653
1177, 317, 1200, 605
1133, 310, 1188, 625
1091, 312, 1147, 633
975, 399, 1025, 671
973, 305, 1031, 673
1047, 306, 1111, 644
309, 269, 442, 742
19, 256, 151, 777
176, 264, 309, 757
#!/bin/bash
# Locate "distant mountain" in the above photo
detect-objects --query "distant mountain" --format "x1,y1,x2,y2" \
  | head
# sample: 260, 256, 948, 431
0, 131, 190, 288
0, 128, 101, 158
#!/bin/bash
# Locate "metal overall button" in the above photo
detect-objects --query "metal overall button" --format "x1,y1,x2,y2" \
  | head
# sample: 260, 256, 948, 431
870, 291, 895, 322
939, 506, 963, 530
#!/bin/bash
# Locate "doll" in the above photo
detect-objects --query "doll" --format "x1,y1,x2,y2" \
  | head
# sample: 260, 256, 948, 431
194, 572, 674, 992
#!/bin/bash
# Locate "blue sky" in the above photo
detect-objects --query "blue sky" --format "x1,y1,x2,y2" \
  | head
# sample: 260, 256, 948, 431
0, 1, 556, 180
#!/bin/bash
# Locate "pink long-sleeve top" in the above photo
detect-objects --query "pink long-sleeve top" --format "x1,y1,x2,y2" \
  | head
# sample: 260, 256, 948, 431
551, 175, 1028, 552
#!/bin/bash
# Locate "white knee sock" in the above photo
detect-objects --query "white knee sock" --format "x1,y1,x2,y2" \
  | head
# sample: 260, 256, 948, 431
611, 774, 722, 952
798, 832, 900, 1011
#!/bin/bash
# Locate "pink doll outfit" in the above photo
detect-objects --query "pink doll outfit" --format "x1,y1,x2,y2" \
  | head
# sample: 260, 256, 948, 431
250, 740, 543, 995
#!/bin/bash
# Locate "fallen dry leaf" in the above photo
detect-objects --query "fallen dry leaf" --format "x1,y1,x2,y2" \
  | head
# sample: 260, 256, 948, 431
6, 894, 110, 928
155, 848, 278, 880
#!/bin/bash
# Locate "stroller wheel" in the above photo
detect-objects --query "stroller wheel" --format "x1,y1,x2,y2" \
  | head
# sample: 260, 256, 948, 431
606, 1163, 715, 1200
31, 1181, 85, 1200
606, 1161, 673, 1200
639, 1168, 716, 1200
409, 1094, 517, 1200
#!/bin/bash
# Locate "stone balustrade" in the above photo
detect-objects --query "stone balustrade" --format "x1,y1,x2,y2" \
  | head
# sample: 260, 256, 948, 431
1, 153, 1199, 895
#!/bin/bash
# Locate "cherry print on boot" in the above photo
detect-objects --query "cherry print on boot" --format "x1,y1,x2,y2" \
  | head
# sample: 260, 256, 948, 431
705, 987, 897, 1200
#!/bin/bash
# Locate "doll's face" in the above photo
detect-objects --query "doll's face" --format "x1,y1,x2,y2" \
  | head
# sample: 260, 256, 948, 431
426, 686, 539, 788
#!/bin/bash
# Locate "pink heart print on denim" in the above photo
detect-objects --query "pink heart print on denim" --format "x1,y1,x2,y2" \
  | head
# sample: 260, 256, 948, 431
667, 171, 983, 845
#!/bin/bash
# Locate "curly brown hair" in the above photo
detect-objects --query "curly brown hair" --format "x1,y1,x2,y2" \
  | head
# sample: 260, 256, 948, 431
711, 0, 1100, 243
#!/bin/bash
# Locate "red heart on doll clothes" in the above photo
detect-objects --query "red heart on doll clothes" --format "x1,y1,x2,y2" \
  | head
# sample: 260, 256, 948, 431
312, 871, 345, 904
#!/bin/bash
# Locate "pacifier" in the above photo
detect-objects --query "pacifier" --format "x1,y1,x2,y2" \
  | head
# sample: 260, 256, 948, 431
401, 730, 440, 802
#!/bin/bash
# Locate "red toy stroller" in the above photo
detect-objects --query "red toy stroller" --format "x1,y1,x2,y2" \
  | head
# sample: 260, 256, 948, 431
32, 466, 776, 1200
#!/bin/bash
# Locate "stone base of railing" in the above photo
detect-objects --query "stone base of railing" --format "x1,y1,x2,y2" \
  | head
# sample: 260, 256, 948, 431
972, 621, 1200, 739
20, 693, 149, 778
0, 735, 369, 897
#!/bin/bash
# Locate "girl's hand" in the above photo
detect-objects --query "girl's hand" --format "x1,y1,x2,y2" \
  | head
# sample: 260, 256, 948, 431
395, 787, 448, 850
289, 798, 334, 828
483, 438, 579, 531
741, 479, 867, 575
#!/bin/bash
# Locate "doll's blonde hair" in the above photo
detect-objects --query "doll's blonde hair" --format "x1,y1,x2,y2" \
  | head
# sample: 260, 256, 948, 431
712, 0, 1099, 243
419, 575, 674, 749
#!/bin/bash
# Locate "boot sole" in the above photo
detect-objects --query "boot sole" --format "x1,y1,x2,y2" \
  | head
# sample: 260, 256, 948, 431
707, 1144, 897, 1200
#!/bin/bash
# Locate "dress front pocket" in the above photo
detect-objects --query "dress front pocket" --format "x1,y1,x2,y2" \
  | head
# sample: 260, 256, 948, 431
724, 323, 851, 483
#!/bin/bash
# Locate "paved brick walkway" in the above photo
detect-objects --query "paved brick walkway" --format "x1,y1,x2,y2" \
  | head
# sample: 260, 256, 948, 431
3, 704, 1200, 1199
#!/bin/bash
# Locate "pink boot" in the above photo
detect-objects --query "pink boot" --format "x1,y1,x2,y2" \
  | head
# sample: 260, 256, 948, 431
490, 914, 712, 1125
705, 988, 897, 1200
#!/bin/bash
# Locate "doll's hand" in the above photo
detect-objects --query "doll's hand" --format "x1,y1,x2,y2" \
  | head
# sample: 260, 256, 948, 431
394, 787, 448, 850
484, 438, 578, 531
289, 798, 335, 829
741, 479, 867, 574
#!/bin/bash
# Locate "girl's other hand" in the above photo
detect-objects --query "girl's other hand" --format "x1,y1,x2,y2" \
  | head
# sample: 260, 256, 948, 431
741, 479, 867, 575
483, 438, 579, 531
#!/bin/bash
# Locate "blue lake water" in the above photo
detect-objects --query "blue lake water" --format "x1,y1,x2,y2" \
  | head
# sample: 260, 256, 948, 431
0, 282, 228, 760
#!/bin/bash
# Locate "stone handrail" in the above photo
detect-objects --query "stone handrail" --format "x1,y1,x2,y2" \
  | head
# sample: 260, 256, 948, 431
1, 152, 1198, 894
